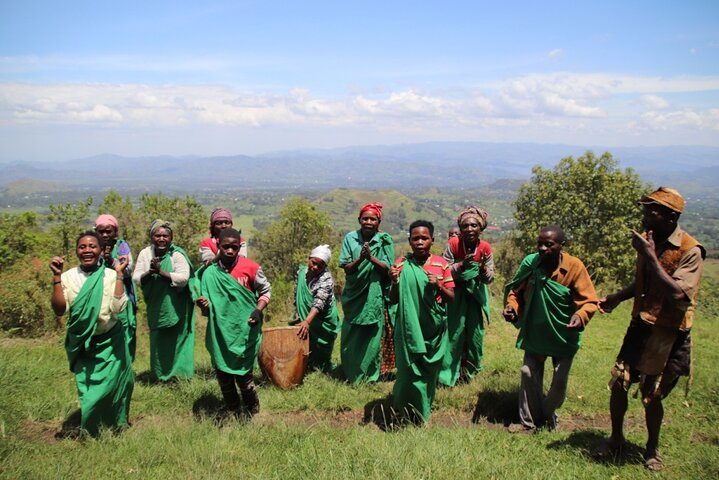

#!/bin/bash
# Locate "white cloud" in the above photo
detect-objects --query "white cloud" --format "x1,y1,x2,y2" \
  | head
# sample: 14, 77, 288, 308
68, 104, 123, 122
548, 48, 565, 60
496, 75, 607, 118
639, 94, 671, 109
1, 73, 718, 147
636, 109, 717, 130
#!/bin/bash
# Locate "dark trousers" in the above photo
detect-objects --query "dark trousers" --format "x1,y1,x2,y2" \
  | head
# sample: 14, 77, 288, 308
215, 369, 260, 414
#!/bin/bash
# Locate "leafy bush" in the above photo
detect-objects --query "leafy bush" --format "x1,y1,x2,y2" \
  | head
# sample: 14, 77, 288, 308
0, 257, 57, 336
0, 212, 47, 271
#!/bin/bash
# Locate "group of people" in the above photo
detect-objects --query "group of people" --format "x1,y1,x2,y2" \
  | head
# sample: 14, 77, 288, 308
50, 187, 704, 471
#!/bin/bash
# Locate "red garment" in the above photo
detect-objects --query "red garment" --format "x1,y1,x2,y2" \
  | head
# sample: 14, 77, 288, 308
222, 256, 260, 291
394, 254, 455, 302
447, 236, 492, 262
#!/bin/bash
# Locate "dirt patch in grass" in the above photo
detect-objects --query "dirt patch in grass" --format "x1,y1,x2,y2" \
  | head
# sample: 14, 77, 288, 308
19, 409, 652, 444
19, 419, 63, 444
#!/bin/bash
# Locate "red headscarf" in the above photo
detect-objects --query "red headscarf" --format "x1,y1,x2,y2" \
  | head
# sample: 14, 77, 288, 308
359, 202, 383, 219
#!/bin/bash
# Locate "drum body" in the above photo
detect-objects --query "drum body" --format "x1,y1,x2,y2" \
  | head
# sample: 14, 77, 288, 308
258, 326, 309, 389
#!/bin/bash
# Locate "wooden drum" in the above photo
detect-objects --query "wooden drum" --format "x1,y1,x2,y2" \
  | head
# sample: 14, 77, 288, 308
258, 326, 309, 390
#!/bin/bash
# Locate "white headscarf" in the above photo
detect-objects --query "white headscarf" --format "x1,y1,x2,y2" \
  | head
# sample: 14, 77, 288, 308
309, 244, 331, 264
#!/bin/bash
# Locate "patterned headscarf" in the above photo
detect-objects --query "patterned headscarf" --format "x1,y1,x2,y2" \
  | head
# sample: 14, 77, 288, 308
209, 208, 233, 235
149, 219, 172, 237
210, 208, 232, 223
309, 244, 332, 264
95, 214, 119, 229
359, 202, 383, 219
457, 206, 488, 231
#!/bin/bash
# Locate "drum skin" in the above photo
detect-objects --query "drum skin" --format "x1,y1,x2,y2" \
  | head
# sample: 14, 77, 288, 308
259, 326, 310, 389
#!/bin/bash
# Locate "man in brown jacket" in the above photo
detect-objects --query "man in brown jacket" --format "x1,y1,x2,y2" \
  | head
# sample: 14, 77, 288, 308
594, 187, 704, 472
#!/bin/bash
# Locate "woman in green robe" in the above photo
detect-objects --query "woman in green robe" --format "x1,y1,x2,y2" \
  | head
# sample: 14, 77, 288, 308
133, 220, 196, 381
439, 206, 494, 386
339, 202, 395, 383
389, 220, 454, 425
291, 244, 341, 373
50, 231, 134, 436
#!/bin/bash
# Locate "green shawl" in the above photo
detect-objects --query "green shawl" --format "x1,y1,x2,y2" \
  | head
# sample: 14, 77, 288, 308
451, 260, 490, 324
503, 253, 581, 358
394, 257, 447, 376
201, 263, 262, 375
291, 265, 340, 371
141, 244, 196, 330
65, 265, 106, 371
392, 256, 448, 423
440, 260, 490, 385
341, 230, 394, 326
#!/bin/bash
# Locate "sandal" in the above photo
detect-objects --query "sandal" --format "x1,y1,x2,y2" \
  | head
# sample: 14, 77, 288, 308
645, 451, 664, 472
591, 439, 624, 460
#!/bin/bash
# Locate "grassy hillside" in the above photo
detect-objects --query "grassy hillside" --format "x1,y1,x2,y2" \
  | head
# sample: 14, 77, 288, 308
1, 279, 717, 479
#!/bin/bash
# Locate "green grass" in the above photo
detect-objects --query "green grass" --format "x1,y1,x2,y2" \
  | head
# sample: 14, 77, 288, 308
703, 258, 719, 282
1, 287, 718, 479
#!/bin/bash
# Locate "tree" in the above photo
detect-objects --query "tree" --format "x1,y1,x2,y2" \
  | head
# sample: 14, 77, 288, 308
253, 197, 336, 281
47, 197, 94, 257
513, 151, 650, 286
0, 212, 45, 270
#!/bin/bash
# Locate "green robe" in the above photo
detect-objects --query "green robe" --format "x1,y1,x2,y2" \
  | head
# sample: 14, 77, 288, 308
65, 266, 133, 436
141, 245, 196, 381
201, 263, 262, 375
112, 240, 137, 362
291, 265, 341, 372
439, 260, 490, 386
392, 257, 448, 424
503, 253, 581, 358
339, 230, 395, 383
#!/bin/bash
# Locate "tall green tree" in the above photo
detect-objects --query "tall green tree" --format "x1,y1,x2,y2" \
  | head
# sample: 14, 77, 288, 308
253, 197, 336, 281
513, 151, 649, 286
47, 197, 93, 257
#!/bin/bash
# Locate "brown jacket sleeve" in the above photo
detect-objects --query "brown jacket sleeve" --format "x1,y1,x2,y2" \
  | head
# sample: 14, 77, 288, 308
506, 279, 528, 318
561, 255, 599, 326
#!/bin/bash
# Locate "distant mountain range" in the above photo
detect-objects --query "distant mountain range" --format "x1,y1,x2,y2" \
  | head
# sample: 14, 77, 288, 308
1, 142, 717, 193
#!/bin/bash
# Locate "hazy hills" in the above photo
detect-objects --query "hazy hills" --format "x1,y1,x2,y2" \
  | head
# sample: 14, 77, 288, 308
1, 141, 717, 193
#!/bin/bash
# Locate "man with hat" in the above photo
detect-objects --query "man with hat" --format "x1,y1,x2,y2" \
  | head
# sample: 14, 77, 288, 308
594, 187, 705, 471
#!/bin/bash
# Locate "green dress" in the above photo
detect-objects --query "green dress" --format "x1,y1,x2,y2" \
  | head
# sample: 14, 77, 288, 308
339, 230, 394, 383
65, 266, 134, 436
392, 257, 448, 424
439, 260, 490, 386
291, 265, 341, 372
502, 253, 581, 358
141, 245, 196, 381
201, 263, 262, 375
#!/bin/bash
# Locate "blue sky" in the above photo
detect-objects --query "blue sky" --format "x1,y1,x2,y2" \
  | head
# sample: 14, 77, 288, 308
1, 1, 718, 161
